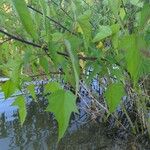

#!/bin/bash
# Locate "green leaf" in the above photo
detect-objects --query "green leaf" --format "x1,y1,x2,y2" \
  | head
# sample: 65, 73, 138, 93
64, 40, 80, 95
130, 0, 143, 7
108, 0, 121, 16
45, 82, 62, 94
105, 82, 125, 112
39, 0, 51, 42
1, 80, 16, 99
39, 57, 49, 74
111, 24, 120, 34
27, 84, 36, 101
52, 32, 63, 42
119, 34, 142, 85
46, 90, 78, 140
93, 26, 112, 42
12, 96, 27, 125
139, 3, 150, 28
130, 0, 139, 5
12, 0, 37, 39
78, 10, 92, 50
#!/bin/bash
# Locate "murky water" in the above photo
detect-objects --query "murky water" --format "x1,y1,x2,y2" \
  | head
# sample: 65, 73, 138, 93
0, 79, 149, 149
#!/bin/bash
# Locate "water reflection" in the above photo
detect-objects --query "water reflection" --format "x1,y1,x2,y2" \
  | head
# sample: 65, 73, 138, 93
0, 83, 149, 149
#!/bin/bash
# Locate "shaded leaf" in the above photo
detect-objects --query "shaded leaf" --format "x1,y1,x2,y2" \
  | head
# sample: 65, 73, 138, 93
64, 40, 80, 95
119, 35, 142, 85
12, 96, 27, 125
39, 57, 49, 74
77, 10, 92, 50
27, 84, 36, 101
108, 0, 121, 16
105, 82, 125, 112
139, 3, 150, 28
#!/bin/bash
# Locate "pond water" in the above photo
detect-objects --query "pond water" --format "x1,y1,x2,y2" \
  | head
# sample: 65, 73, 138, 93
0, 79, 149, 150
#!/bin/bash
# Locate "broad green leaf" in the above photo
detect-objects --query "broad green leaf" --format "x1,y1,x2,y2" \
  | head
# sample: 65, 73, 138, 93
119, 8, 126, 20
45, 82, 62, 94
46, 90, 78, 140
119, 35, 143, 85
27, 84, 36, 101
108, 0, 121, 16
10, 58, 22, 87
39, 0, 51, 42
52, 32, 63, 42
111, 24, 120, 34
12, 0, 37, 39
64, 40, 80, 95
130, 0, 143, 7
111, 67, 125, 83
93, 26, 112, 42
12, 96, 27, 125
39, 57, 49, 74
1, 80, 16, 99
86, 0, 94, 5
130, 0, 139, 5
105, 82, 125, 112
139, 3, 150, 29
77, 10, 92, 50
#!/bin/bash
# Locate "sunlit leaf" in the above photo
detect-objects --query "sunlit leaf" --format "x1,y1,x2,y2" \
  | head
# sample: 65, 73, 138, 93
93, 26, 112, 42
1, 80, 16, 99
11, 0, 37, 39
45, 82, 62, 94
46, 90, 78, 140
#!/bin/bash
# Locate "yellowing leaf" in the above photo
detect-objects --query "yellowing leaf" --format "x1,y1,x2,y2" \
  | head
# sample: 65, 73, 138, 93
96, 41, 104, 49
78, 52, 86, 69
13, 96, 27, 125
46, 90, 78, 140
105, 83, 125, 112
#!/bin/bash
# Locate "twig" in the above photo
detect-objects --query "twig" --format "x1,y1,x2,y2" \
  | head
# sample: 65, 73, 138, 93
51, 0, 74, 21
27, 5, 76, 36
0, 28, 98, 61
